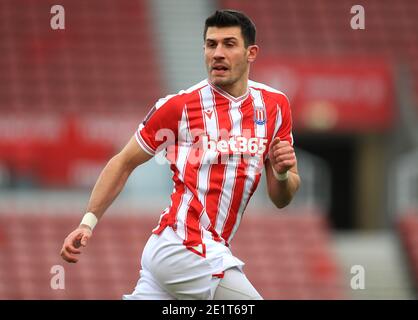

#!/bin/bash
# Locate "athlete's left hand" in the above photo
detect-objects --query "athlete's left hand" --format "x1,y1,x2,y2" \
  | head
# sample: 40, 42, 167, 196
268, 137, 296, 174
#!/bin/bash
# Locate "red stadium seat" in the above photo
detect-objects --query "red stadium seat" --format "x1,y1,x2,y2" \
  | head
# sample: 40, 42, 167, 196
0, 0, 163, 115
221, 0, 418, 106
0, 212, 345, 299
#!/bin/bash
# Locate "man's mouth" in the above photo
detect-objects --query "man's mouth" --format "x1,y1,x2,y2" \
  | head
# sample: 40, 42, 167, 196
211, 65, 229, 75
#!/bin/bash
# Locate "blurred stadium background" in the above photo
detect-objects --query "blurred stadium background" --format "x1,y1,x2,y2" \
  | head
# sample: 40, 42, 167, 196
1, 0, 418, 299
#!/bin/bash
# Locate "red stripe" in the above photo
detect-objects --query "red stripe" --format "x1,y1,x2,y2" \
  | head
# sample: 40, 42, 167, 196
135, 130, 155, 155
183, 198, 205, 247
185, 243, 207, 258
170, 166, 186, 227
203, 89, 224, 232
264, 92, 278, 149
152, 165, 184, 234
212, 271, 225, 279
236, 171, 262, 225
227, 92, 267, 240
205, 91, 231, 233
221, 95, 255, 241
183, 91, 206, 246
218, 99, 241, 242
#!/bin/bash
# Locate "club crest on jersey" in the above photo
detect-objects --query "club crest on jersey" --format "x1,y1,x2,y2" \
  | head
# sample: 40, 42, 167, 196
254, 108, 266, 125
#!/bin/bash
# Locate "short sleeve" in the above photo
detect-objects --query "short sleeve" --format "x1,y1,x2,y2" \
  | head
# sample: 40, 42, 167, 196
135, 95, 182, 155
274, 94, 294, 146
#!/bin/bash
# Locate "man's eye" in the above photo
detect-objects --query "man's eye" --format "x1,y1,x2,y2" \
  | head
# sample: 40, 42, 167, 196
207, 43, 216, 48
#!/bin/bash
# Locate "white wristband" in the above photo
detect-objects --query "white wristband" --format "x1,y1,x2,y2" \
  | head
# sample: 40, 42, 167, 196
272, 169, 289, 181
80, 212, 98, 231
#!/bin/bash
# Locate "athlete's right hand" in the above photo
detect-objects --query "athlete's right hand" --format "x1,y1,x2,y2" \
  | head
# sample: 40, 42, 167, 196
60, 225, 92, 263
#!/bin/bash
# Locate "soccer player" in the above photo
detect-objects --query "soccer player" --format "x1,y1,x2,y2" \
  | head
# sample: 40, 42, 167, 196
60, 9, 300, 300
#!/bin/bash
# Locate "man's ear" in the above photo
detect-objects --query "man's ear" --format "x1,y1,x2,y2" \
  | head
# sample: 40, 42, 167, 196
247, 45, 259, 63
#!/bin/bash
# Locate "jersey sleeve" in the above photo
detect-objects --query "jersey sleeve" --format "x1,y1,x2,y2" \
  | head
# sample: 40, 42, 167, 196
135, 95, 182, 155
274, 94, 294, 146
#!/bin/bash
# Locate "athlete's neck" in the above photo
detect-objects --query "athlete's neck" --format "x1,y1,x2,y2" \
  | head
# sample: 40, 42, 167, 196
211, 80, 248, 99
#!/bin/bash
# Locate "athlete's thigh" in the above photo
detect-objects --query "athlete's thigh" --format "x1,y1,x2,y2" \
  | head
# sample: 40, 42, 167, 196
122, 269, 176, 300
213, 267, 263, 300
123, 234, 175, 300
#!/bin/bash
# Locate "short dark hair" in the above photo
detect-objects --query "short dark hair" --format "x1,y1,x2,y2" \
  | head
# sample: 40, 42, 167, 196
204, 10, 256, 47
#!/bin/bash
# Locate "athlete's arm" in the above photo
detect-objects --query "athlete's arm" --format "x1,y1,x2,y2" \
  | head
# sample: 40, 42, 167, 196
264, 137, 300, 209
60, 136, 152, 263
84, 136, 152, 219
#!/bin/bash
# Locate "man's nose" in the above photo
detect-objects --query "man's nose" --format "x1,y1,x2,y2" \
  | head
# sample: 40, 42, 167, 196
213, 43, 225, 59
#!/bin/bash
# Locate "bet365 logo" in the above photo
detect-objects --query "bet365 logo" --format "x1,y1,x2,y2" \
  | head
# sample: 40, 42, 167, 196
201, 135, 268, 156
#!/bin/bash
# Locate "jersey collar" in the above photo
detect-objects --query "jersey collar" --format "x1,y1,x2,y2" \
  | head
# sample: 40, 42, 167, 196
207, 80, 250, 103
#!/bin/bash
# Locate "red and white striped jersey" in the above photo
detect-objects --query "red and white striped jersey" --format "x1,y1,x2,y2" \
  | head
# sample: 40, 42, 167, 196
135, 79, 293, 256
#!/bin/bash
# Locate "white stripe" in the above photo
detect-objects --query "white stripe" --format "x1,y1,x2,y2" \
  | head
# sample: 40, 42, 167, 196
215, 100, 242, 236
135, 130, 155, 156
173, 106, 193, 240
154, 80, 208, 110
228, 93, 266, 242
154, 94, 176, 110
228, 161, 256, 243
208, 81, 250, 103
197, 86, 218, 209
151, 208, 169, 233
176, 107, 191, 181
197, 86, 219, 234
228, 151, 263, 243
273, 104, 282, 139
229, 101, 242, 136
199, 209, 211, 230
197, 152, 210, 207
250, 88, 267, 139
215, 159, 239, 235
248, 79, 288, 96
176, 188, 193, 240
200, 86, 218, 140
197, 86, 220, 235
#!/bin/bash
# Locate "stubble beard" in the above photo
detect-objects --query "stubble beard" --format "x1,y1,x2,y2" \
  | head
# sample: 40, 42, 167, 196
211, 75, 234, 88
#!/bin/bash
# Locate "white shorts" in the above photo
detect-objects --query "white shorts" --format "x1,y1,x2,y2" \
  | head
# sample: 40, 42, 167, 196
122, 226, 246, 300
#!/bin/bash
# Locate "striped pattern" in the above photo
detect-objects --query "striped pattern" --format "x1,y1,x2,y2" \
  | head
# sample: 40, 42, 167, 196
136, 79, 292, 252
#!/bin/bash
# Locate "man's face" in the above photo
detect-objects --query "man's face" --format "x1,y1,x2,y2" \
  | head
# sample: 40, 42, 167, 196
204, 26, 257, 89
